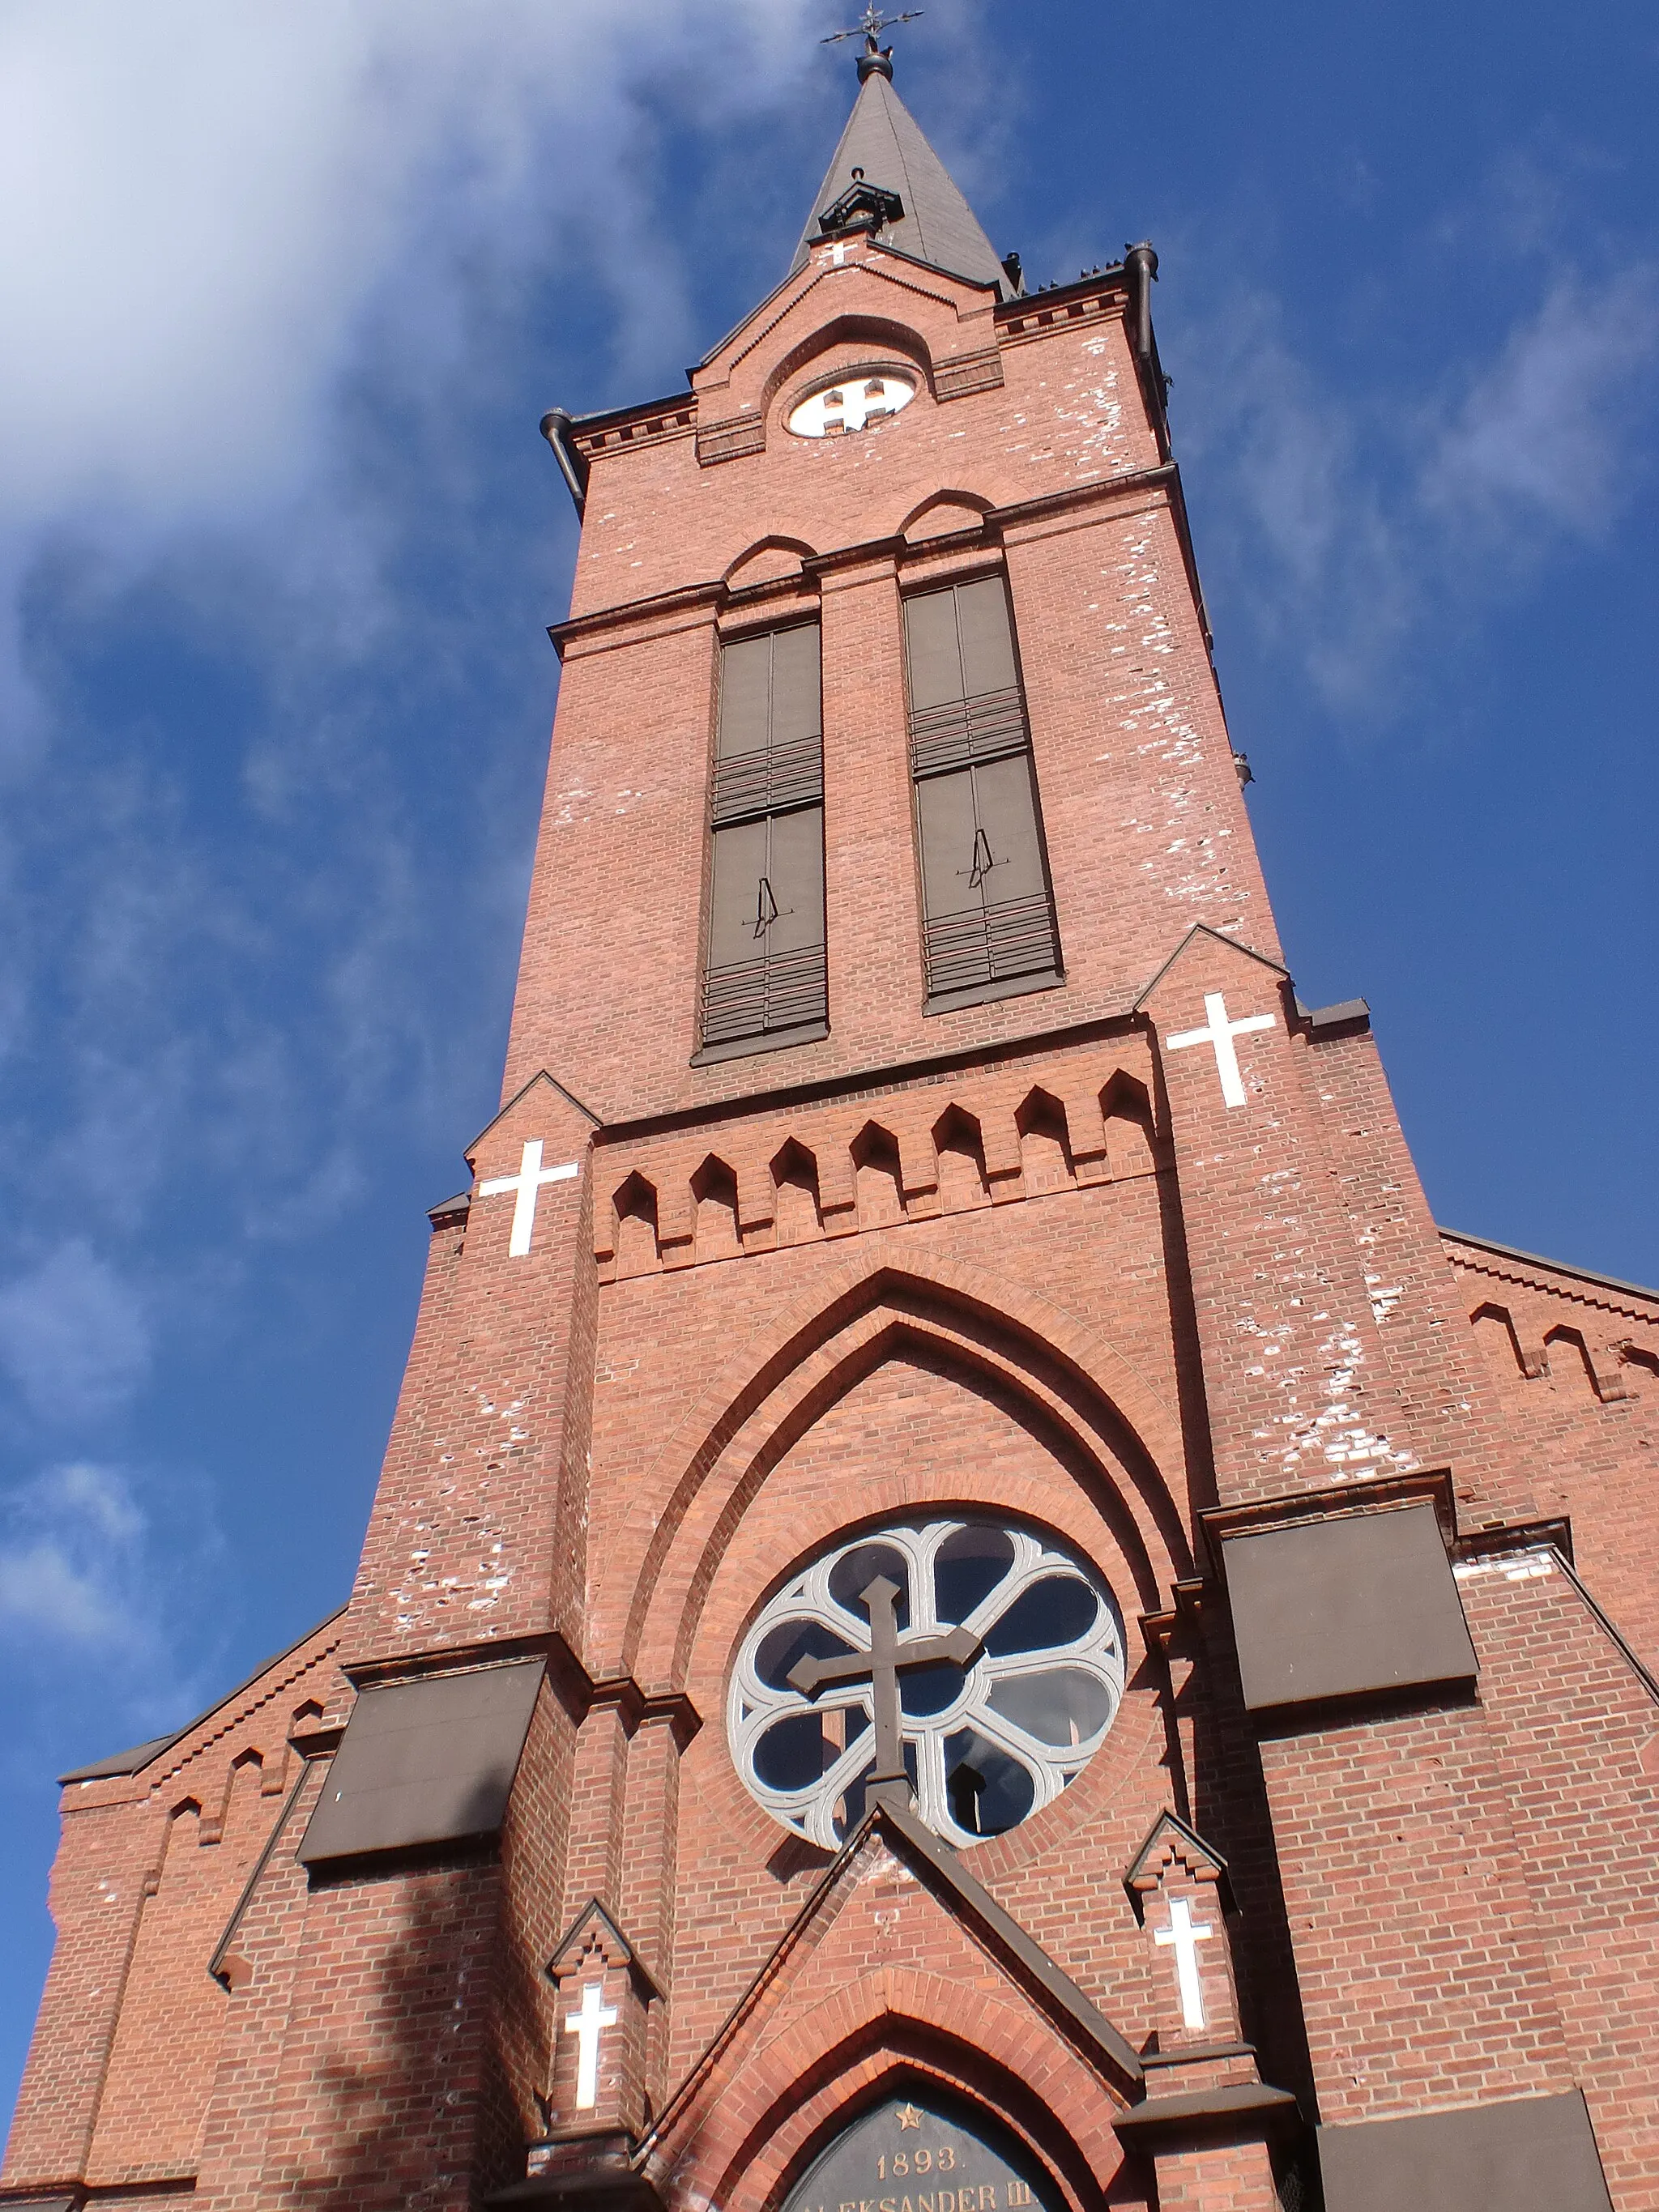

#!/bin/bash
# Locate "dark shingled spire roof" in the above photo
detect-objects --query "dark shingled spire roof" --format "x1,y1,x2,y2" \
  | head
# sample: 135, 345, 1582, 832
791, 70, 1009, 297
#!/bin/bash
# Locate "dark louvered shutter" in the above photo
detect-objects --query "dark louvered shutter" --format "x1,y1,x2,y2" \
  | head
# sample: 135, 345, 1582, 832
702, 624, 827, 1051
904, 579, 1060, 1004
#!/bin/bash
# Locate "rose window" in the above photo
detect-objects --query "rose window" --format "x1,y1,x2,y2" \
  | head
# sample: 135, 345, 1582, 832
728, 1518, 1126, 1849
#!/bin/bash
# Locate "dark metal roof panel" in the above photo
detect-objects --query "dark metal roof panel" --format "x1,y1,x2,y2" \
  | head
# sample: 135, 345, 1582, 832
59, 1733, 181, 1783
790, 74, 1007, 296
1222, 1502, 1477, 1714
1303, 996, 1371, 1034
296, 1658, 544, 1865
1114, 2082, 1299, 2137
1317, 2089, 1612, 2212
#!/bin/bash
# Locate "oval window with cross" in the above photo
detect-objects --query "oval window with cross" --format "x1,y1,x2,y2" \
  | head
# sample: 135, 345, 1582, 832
786, 369, 918, 437
727, 1518, 1127, 1849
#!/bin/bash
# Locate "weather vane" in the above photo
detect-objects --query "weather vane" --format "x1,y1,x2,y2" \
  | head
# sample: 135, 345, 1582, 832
821, 4, 924, 51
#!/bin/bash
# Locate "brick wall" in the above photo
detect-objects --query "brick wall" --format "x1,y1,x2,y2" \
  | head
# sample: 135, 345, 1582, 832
1446, 1233, 1659, 1666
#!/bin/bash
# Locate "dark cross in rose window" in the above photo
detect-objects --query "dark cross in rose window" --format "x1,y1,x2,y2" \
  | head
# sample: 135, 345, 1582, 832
787, 1575, 982, 1808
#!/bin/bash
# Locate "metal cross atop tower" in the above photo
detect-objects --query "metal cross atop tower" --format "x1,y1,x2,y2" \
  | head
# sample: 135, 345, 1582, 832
821, 4, 924, 81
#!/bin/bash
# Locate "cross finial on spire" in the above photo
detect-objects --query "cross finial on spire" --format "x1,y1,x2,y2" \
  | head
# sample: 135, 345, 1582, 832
821, 4, 923, 82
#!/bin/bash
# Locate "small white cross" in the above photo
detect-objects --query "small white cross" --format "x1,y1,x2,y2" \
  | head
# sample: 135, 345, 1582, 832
563, 1980, 617, 2110
1165, 991, 1277, 1109
1154, 1895, 1215, 2030
478, 1139, 579, 1257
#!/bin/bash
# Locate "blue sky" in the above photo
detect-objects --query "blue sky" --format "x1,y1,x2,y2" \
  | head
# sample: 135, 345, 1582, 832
2, 0, 1654, 2126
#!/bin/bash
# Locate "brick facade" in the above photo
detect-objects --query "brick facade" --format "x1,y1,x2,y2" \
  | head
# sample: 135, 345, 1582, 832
6, 60, 1653, 2212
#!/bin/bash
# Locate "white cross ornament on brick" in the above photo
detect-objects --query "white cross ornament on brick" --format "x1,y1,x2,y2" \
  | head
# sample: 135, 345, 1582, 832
563, 1980, 617, 2110
478, 1140, 579, 1256
1154, 1895, 1215, 2030
1165, 992, 1277, 1109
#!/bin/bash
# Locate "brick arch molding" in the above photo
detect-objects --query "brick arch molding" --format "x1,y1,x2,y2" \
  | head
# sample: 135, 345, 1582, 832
723, 534, 819, 587
896, 488, 996, 539
656, 1987, 1124, 2212
759, 312, 940, 417
603, 1251, 1190, 1686
652, 1311, 1175, 1696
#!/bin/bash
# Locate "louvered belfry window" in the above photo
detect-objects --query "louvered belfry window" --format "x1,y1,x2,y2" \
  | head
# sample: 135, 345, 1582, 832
904, 577, 1061, 1006
702, 624, 828, 1052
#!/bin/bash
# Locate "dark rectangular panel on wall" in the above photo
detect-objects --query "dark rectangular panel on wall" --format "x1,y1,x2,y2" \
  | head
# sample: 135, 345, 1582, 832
1222, 1502, 1478, 1714
702, 624, 827, 1051
707, 816, 770, 974
906, 576, 1029, 776
713, 624, 824, 822
904, 578, 1060, 1008
704, 806, 827, 1044
1318, 2091, 1613, 2212
297, 1659, 544, 1865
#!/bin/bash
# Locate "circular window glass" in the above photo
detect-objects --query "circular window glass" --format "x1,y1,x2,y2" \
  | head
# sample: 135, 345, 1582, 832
787, 371, 917, 438
728, 1518, 1126, 1848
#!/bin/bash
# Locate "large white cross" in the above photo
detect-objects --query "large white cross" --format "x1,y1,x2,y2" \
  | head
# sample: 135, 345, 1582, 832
478, 1140, 579, 1257
1154, 1896, 1215, 2030
1165, 992, 1277, 1109
563, 1980, 617, 2110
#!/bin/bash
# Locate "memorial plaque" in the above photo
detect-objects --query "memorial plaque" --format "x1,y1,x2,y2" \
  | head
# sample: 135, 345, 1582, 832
783, 2092, 1060, 2212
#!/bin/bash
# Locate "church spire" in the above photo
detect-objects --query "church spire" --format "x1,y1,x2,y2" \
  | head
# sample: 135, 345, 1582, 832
791, 31, 1012, 297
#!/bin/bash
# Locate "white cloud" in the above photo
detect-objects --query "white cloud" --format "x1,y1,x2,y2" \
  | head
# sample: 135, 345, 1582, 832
1169, 254, 1659, 714
1171, 284, 1415, 708
0, 1461, 149, 1647
0, 0, 823, 757
0, 0, 842, 1283
0, 1241, 151, 1424
0, 1458, 227, 1761
1431, 266, 1659, 531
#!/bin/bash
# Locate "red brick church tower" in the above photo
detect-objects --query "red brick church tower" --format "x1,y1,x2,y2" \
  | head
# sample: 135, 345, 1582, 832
7, 29, 1659, 2212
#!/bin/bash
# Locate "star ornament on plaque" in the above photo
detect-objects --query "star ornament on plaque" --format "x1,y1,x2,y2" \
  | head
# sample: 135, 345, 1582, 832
778, 2091, 1056, 2212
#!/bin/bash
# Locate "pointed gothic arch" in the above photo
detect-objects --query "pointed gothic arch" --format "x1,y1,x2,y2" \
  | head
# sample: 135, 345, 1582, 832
702, 1315, 1165, 1613
604, 1254, 1191, 1692
752, 2052, 1110, 2212
656, 1997, 1124, 2212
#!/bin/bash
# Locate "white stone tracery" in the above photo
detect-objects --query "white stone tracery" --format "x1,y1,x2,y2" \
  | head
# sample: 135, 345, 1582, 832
728, 1518, 1127, 1850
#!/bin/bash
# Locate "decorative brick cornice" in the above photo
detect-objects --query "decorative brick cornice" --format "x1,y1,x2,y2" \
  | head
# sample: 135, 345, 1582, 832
1440, 1226, 1659, 1323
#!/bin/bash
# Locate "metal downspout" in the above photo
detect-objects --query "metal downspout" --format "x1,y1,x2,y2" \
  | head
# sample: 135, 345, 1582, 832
539, 408, 589, 521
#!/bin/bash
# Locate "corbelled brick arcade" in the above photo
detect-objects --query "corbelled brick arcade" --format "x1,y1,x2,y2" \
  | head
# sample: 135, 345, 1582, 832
6, 32, 1657, 2212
